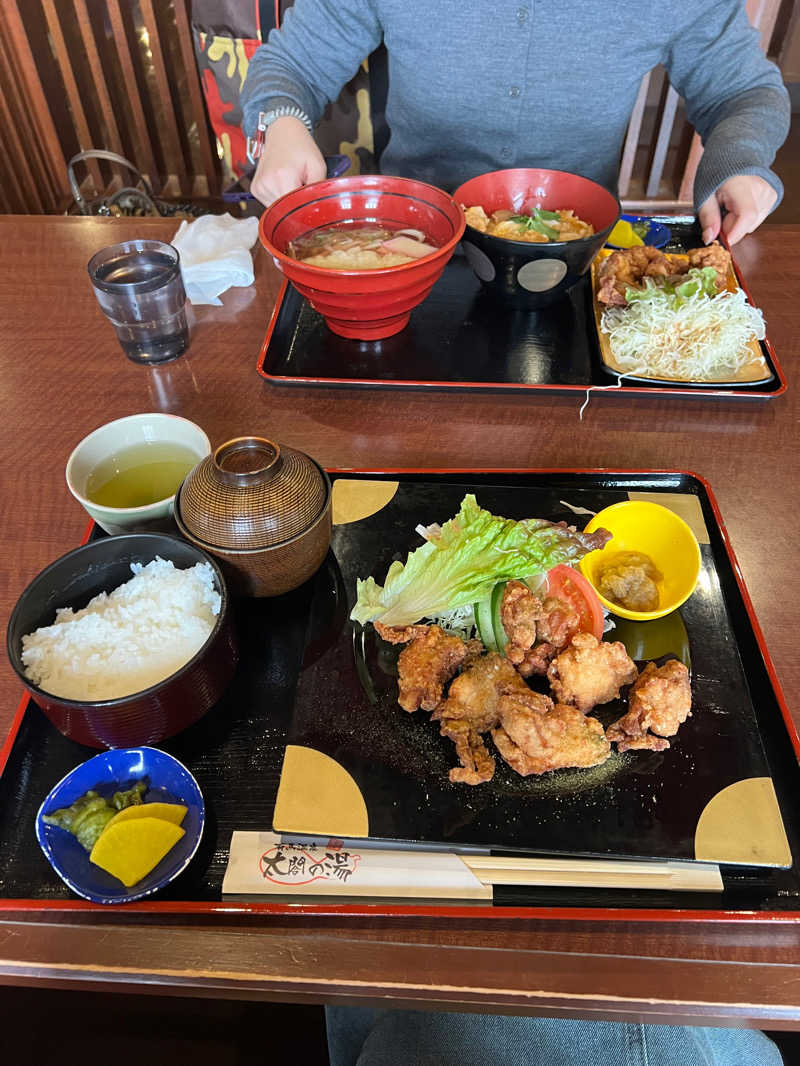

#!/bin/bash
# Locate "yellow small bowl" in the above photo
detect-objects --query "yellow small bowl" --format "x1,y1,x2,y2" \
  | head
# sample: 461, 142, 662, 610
578, 500, 701, 621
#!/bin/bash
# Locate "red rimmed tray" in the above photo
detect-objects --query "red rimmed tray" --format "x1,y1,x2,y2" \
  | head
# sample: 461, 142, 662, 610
257, 220, 786, 400
1, 469, 798, 922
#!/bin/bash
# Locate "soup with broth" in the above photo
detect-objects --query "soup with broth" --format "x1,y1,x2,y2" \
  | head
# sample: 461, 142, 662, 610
287, 223, 439, 270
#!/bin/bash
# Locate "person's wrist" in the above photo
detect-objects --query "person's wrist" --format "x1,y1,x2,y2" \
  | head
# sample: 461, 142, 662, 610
266, 115, 313, 139
247, 103, 313, 164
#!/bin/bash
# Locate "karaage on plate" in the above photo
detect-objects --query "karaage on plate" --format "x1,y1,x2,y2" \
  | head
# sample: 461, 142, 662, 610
606, 659, 692, 752
547, 632, 638, 713
438, 717, 496, 785
384, 624, 480, 712
687, 241, 732, 289
597, 241, 731, 307
432, 653, 531, 783
492, 694, 611, 776
500, 581, 580, 677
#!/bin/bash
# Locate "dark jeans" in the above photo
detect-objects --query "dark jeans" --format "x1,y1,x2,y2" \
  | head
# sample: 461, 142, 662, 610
326, 1007, 783, 1066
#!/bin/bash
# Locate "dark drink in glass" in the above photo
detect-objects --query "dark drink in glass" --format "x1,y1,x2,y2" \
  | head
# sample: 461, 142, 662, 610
88, 240, 188, 365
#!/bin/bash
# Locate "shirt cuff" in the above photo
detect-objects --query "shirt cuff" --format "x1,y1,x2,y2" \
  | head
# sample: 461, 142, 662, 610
694, 157, 784, 214
242, 95, 311, 140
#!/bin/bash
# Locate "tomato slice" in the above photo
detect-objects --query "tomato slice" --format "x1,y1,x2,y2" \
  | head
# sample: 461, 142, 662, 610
545, 565, 605, 640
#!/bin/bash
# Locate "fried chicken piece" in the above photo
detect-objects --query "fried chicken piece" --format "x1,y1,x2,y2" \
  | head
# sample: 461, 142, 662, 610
462, 204, 490, 232
597, 245, 676, 306
500, 580, 543, 671
514, 642, 558, 677
547, 632, 637, 713
392, 625, 471, 713
433, 651, 529, 732
687, 241, 731, 291
438, 717, 495, 784
374, 622, 430, 644
462, 638, 486, 668
501, 582, 581, 677
492, 695, 611, 776
435, 651, 533, 784
537, 595, 581, 648
607, 659, 691, 752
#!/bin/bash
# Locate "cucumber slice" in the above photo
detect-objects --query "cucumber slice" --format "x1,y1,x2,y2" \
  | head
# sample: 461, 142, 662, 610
491, 581, 509, 654
474, 596, 498, 652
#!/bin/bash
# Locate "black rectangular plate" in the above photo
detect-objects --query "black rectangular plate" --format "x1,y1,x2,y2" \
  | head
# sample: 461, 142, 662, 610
1, 472, 799, 915
281, 477, 785, 865
258, 220, 785, 399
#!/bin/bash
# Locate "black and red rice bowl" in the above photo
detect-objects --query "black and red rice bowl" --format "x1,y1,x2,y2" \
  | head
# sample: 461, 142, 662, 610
6, 533, 238, 749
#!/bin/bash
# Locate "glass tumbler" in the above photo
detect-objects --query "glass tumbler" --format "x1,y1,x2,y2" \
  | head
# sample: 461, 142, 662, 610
87, 239, 189, 365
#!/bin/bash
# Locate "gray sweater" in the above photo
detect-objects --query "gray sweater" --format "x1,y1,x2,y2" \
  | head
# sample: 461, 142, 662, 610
241, 0, 790, 209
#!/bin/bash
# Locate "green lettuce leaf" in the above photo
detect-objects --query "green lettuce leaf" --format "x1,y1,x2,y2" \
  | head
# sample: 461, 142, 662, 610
350, 494, 609, 628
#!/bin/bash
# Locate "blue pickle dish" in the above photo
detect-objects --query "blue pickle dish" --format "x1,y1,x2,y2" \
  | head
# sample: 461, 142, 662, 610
606, 214, 671, 250
36, 746, 204, 904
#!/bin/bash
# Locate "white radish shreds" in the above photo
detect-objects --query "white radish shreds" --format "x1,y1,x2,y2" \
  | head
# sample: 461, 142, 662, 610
21, 557, 220, 701
601, 288, 766, 381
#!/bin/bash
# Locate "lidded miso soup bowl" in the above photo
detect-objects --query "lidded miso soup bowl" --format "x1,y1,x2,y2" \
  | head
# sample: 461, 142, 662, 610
175, 436, 332, 597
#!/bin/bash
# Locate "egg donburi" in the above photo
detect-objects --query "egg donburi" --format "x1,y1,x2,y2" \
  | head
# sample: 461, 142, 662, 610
463, 204, 594, 243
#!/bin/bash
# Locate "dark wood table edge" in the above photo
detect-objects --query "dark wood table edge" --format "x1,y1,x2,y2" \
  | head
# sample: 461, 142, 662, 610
2, 916, 800, 1025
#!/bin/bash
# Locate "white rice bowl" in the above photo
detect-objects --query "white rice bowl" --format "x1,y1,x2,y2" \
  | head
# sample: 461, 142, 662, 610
21, 557, 220, 701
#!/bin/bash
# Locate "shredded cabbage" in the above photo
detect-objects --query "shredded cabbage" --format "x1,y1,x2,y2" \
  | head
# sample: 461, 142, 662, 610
601, 283, 766, 381
426, 603, 477, 641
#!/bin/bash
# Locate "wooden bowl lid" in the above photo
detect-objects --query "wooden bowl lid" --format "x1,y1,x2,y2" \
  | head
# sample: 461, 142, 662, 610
178, 437, 327, 550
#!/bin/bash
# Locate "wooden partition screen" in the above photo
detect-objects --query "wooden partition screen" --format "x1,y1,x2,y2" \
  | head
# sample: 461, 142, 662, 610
0, 0, 220, 215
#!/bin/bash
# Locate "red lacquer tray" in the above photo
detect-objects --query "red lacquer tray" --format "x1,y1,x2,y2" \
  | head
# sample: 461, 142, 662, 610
1, 469, 798, 924
257, 220, 786, 400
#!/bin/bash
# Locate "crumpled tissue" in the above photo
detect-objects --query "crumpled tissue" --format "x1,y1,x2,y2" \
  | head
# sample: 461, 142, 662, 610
172, 213, 260, 305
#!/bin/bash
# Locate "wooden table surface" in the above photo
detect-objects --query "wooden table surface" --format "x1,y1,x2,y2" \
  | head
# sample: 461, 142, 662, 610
1, 216, 799, 1025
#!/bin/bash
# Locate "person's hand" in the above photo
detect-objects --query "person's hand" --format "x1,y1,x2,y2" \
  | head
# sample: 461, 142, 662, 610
697, 174, 777, 247
250, 116, 326, 207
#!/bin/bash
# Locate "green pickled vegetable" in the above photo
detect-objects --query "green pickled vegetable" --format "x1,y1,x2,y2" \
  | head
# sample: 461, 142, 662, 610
630, 220, 650, 240
43, 779, 147, 851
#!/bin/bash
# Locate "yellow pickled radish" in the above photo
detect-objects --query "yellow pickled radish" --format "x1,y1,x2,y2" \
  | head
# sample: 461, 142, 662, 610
90, 817, 185, 887
104, 802, 187, 831
608, 220, 644, 248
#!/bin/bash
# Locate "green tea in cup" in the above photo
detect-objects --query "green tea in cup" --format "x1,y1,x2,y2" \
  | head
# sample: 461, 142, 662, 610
86, 441, 200, 508
66, 413, 211, 536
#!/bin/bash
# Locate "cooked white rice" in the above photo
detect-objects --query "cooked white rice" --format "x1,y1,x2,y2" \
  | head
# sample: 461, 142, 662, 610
21, 557, 220, 701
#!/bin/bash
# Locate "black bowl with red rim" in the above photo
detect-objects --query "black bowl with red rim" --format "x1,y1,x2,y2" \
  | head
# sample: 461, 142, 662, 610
452, 168, 620, 309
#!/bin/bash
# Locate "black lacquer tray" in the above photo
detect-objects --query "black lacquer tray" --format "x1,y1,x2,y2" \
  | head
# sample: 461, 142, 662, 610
257, 221, 786, 400
1, 470, 799, 920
